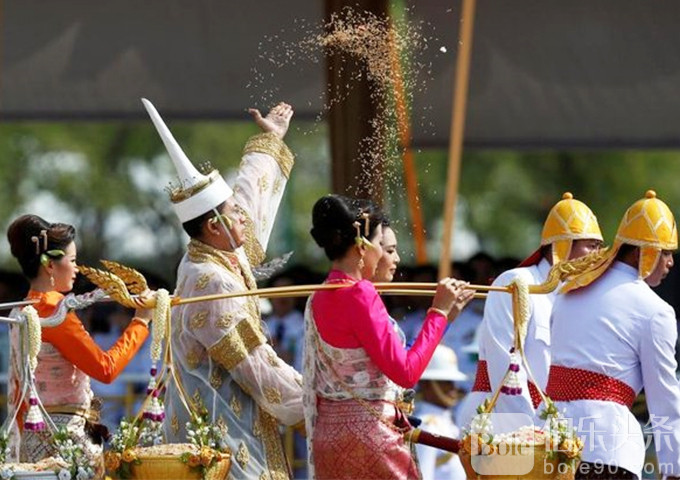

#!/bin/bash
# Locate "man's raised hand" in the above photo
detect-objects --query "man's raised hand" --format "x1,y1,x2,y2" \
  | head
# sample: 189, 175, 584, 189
249, 102, 294, 139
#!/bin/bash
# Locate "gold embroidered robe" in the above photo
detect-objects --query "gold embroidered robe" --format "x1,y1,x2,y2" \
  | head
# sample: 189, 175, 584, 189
164, 133, 303, 480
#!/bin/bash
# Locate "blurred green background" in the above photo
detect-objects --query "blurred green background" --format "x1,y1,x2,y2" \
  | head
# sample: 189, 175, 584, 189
1, 119, 678, 285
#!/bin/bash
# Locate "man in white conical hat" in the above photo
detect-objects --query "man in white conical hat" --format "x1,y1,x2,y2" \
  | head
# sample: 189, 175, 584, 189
458, 193, 604, 430
548, 191, 680, 479
414, 345, 467, 480
142, 99, 303, 479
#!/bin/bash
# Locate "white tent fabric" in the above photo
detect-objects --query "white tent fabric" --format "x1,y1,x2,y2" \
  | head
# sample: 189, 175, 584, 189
3, 0, 680, 148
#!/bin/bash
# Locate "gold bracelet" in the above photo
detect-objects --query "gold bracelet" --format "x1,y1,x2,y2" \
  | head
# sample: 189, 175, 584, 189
427, 307, 449, 318
132, 317, 150, 328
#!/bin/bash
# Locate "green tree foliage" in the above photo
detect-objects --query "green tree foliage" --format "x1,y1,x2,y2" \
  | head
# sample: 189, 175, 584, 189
1, 119, 679, 282
0, 120, 271, 282
410, 148, 680, 261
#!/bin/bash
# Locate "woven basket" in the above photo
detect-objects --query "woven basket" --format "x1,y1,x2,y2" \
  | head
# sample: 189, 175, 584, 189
127, 453, 231, 480
459, 443, 576, 480
129, 455, 201, 480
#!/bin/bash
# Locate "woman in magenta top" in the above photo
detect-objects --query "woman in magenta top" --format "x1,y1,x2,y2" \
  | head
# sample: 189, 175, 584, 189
303, 194, 474, 479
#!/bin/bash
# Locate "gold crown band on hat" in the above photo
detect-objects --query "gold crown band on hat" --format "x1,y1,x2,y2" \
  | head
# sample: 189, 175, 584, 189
142, 98, 233, 223
169, 170, 223, 203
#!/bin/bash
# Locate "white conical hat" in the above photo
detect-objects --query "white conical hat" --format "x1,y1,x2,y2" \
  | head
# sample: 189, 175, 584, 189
141, 98, 232, 223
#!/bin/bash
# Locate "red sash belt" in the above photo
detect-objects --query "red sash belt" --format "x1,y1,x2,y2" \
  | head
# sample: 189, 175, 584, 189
472, 360, 542, 409
546, 365, 636, 409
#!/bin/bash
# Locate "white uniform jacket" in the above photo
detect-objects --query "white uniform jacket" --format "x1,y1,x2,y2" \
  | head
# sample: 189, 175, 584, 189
458, 259, 554, 430
549, 261, 680, 477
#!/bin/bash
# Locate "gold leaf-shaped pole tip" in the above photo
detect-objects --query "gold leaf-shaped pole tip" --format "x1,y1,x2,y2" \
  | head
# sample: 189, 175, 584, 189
77, 264, 137, 308
100, 260, 149, 295
557, 247, 610, 279
529, 247, 609, 295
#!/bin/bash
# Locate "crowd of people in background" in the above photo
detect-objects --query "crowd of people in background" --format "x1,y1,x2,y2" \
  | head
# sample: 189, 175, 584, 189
1, 244, 677, 476
0, 92, 677, 480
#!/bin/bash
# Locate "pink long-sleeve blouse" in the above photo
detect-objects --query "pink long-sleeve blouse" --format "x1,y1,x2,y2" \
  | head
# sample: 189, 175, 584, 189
312, 270, 448, 388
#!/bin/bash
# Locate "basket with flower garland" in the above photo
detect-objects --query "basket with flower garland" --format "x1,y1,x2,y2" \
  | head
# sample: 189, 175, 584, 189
0, 302, 104, 480
459, 277, 583, 480
76, 274, 232, 480
105, 415, 230, 480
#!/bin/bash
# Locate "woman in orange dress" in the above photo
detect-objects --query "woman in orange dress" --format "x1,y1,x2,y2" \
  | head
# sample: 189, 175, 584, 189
6, 214, 151, 478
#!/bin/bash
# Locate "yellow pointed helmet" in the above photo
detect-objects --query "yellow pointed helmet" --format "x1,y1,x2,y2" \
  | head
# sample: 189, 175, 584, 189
520, 192, 603, 266
542, 192, 603, 264
561, 190, 677, 293
614, 189, 677, 278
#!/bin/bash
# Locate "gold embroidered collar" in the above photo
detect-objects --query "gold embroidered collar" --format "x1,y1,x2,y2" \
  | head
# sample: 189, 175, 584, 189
187, 238, 256, 291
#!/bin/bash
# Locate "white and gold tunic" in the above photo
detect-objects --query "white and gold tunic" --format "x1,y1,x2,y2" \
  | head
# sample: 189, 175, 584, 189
164, 133, 303, 480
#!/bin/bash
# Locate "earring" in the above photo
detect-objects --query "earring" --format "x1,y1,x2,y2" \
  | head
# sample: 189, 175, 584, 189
358, 257, 365, 270
50, 275, 55, 287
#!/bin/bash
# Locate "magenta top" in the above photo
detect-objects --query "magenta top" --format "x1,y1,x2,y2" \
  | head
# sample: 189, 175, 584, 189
312, 270, 448, 388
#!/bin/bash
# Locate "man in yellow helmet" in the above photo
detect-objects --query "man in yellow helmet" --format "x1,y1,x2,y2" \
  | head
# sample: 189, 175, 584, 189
548, 191, 680, 479
458, 193, 603, 429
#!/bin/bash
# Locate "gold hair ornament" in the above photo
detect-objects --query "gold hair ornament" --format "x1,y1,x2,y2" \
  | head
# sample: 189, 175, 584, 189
361, 212, 370, 236
39, 250, 65, 268
39, 230, 48, 250
30, 229, 49, 256
353, 219, 374, 250
353, 221, 362, 247
30, 236, 40, 255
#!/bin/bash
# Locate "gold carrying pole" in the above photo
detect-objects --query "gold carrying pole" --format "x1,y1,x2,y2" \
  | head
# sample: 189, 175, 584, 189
74, 249, 607, 310
170, 282, 494, 306
0, 251, 606, 312
0, 282, 493, 311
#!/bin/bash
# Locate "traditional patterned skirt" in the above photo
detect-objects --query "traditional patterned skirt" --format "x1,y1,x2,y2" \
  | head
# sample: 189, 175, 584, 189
20, 413, 105, 479
313, 397, 420, 480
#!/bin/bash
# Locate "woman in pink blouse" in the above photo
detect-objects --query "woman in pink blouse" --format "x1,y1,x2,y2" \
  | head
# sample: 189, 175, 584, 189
303, 194, 474, 479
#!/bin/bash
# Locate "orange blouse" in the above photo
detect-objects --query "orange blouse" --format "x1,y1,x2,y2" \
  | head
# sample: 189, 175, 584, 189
29, 289, 149, 384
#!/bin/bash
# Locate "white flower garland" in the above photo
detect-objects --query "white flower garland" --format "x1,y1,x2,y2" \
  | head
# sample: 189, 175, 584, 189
54, 428, 96, 479
150, 289, 170, 362
468, 411, 493, 437
23, 306, 41, 372
138, 418, 164, 446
